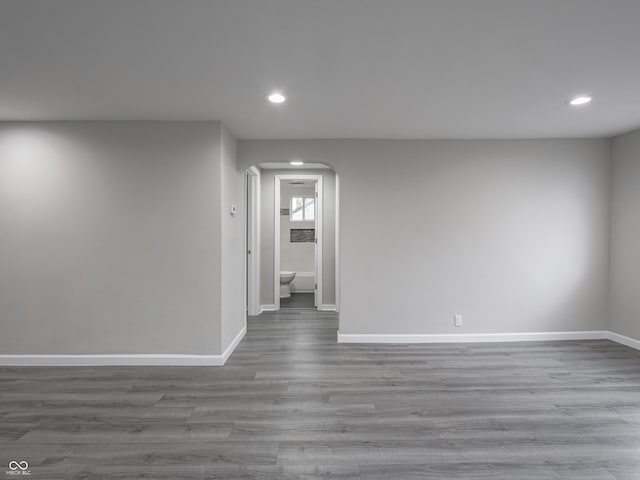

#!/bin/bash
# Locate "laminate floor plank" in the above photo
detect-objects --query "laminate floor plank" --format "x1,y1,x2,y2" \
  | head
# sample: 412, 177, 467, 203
1, 307, 639, 478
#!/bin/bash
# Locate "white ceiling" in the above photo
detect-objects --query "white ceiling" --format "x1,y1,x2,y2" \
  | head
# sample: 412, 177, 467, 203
1, 0, 640, 139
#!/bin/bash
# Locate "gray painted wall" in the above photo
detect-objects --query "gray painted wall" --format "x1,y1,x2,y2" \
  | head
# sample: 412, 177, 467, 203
0, 121, 243, 355
0, 127, 622, 355
609, 128, 640, 340
240, 139, 611, 335
259, 169, 337, 307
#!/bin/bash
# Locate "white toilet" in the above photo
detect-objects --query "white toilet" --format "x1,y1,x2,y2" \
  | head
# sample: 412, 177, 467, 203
279, 271, 296, 298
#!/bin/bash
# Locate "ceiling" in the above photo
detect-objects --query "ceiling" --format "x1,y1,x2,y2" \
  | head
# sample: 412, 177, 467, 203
283, 180, 316, 187
260, 163, 330, 170
1, 0, 639, 139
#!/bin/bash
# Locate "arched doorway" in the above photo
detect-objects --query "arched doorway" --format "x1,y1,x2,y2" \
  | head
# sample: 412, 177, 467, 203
244, 162, 339, 318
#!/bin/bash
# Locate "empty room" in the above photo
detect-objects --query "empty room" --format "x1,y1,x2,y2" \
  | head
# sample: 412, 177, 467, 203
1, 1, 640, 478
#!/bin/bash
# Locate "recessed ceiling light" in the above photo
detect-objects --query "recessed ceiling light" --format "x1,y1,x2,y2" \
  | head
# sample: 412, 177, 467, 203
567, 95, 593, 106
290, 160, 304, 166
267, 92, 286, 104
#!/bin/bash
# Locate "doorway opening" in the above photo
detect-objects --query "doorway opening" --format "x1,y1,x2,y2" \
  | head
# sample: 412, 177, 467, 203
244, 163, 339, 315
275, 174, 322, 310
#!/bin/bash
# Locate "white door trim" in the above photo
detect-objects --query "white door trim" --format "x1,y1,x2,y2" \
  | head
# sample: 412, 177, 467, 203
274, 174, 323, 310
314, 179, 323, 308
245, 166, 260, 316
334, 173, 340, 313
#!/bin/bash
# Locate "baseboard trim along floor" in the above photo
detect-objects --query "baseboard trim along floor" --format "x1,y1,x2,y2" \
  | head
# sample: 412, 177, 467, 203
1, 327, 638, 366
337, 330, 608, 343
318, 304, 338, 312
607, 330, 640, 351
0, 326, 246, 367
337, 329, 640, 352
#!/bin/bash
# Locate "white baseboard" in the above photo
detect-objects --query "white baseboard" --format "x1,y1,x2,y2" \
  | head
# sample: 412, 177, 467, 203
220, 325, 247, 364
1, 328, 636, 367
0, 326, 247, 367
607, 331, 640, 351
0, 353, 225, 367
259, 304, 277, 313
318, 304, 337, 312
337, 330, 609, 344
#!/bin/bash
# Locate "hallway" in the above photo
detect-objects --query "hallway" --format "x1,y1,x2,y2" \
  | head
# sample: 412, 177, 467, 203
1, 307, 640, 478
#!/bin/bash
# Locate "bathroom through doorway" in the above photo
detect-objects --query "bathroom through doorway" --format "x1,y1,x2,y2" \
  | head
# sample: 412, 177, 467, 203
275, 174, 322, 310
244, 163, 338, 317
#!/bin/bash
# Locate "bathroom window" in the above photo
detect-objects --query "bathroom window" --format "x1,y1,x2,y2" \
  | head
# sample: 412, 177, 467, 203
290, 196, 315, 222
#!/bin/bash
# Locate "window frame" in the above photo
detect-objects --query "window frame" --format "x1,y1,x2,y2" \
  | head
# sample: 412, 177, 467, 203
290, 195, 315, 222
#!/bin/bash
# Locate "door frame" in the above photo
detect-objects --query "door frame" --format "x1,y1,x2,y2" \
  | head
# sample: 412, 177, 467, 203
274, 174, 323, 310
245, 166, 261, 316
334, 173, 340, 313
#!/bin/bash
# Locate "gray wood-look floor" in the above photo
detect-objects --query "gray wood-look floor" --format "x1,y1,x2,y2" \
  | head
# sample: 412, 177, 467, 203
2, 308, 640, 479
280, 293, 315, 309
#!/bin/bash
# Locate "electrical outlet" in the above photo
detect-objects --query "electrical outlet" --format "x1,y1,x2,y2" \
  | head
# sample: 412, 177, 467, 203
454, 314, 463, 327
